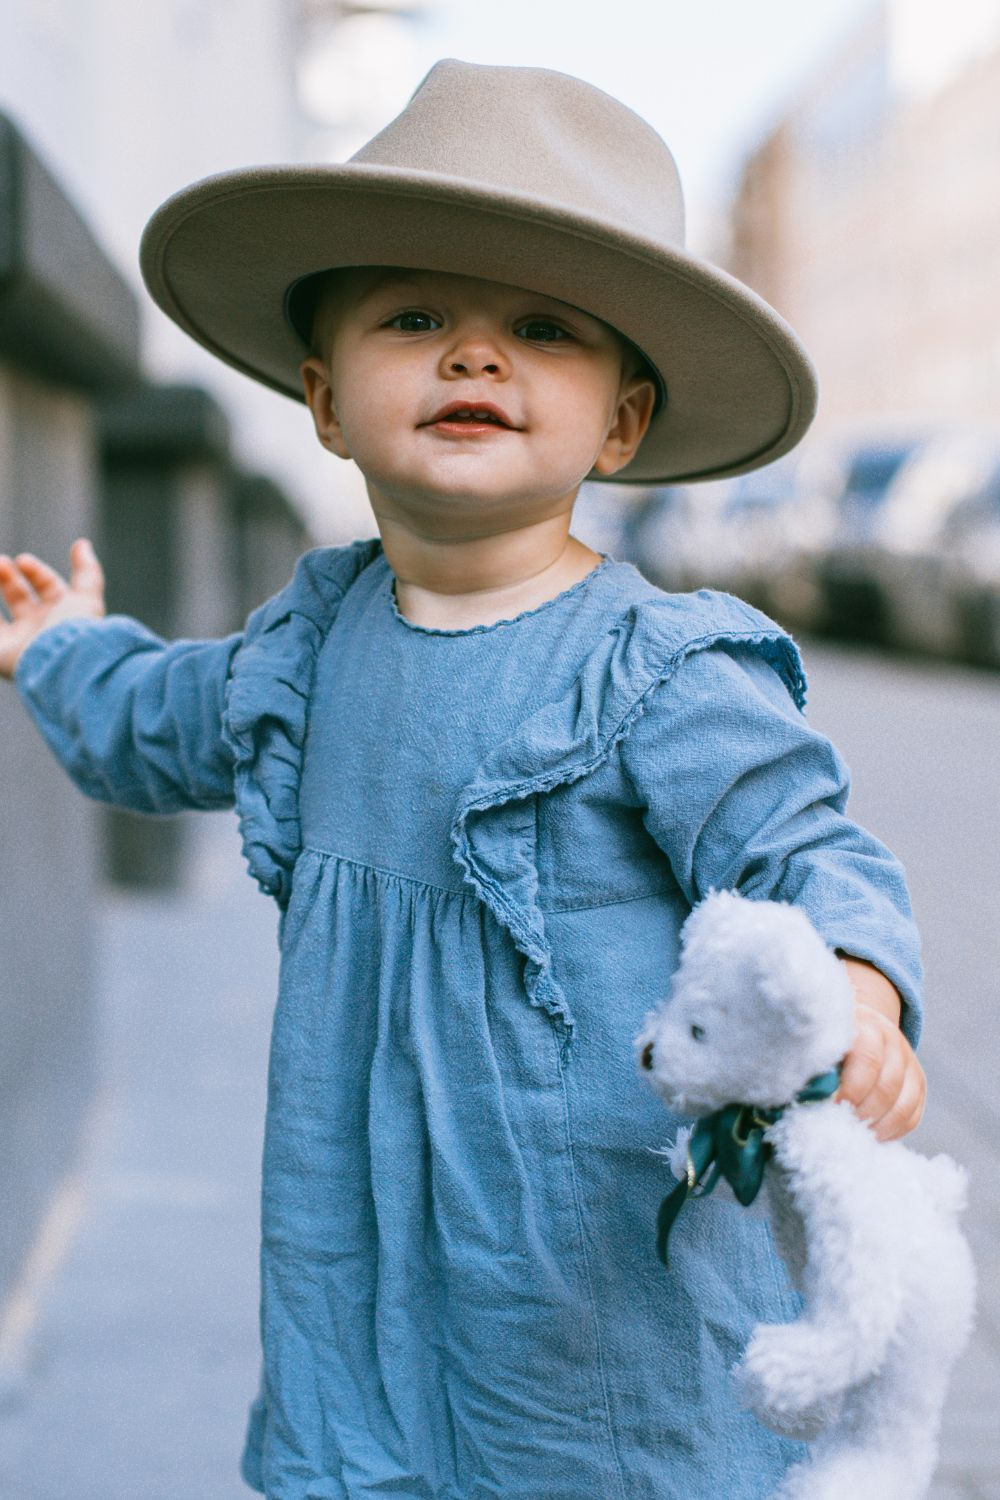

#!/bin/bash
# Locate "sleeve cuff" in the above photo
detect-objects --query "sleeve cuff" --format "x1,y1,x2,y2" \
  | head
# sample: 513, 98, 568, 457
821, 930, 923, 1051
14, 615, 112, 695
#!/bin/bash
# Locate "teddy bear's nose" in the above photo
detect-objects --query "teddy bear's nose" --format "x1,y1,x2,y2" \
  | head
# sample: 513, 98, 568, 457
640, 1041, 654, 1071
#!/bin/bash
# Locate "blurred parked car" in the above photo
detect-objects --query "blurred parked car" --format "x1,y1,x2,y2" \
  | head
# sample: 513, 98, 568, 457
868, 430, 1000, 657
760, 488, 840, 633
628, 482, 738, 593
582, 432, 1000, 670
943, 465, 1000, 666
627, 454, 834, 625
811, 437, 927, 641
704, 453, 804, 614
571, 479, 659, 564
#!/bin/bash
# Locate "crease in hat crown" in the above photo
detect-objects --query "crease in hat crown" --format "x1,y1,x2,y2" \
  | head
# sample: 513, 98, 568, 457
349, 58, 687, 250
139, 56, 818, 485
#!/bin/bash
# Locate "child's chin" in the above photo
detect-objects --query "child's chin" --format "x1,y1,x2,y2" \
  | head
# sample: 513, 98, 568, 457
414, 474, 529, 505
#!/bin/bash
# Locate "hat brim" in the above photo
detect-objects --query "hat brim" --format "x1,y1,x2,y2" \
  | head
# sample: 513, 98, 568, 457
140, 163, 817, 485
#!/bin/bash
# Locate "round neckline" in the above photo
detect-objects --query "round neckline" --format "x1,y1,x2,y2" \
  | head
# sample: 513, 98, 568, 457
386, 554, 614, 637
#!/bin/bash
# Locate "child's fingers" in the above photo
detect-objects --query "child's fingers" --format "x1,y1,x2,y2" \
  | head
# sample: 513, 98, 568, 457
68, 537, 105, 599
852, 1032, 908, 1129
0, 554, 29, 610
835, 1009, 888, 1108
836, 999, 924, 1140
0, 553, 46, 617
14, 552, 68, 605
871, 1058, 926, 1142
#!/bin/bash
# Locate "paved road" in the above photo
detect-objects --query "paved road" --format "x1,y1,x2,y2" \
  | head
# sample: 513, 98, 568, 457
0, 637, 996, 1498
796, 638, 1000, 1500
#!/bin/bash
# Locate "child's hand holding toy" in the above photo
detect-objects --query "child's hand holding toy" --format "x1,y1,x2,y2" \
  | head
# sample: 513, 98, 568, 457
834, 952, 926, 1142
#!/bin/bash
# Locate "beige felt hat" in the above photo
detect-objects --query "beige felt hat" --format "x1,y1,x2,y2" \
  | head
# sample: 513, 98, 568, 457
139, 58, 817, 485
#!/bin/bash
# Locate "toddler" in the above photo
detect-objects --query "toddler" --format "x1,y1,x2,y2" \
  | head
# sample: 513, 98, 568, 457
0, 61, 925, 1500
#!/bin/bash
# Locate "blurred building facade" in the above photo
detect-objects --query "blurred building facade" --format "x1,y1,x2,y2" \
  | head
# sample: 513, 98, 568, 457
299, 0, 439, 161
0, 0, 438, 544
727, 0, 1000, 437
0, 0, 332, 533
0, 109, 141, 1325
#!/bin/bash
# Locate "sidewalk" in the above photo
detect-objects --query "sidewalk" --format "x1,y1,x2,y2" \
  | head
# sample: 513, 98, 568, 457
0, 814, 274, 1499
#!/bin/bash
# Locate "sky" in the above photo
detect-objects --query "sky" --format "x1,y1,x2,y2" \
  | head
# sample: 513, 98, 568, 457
405, 0, 876, 248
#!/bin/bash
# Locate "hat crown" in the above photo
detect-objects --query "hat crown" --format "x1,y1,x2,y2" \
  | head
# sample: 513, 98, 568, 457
350, 58, 686, 249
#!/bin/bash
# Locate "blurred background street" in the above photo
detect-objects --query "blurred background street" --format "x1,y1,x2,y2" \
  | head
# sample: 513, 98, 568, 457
2, 0, 999, 1494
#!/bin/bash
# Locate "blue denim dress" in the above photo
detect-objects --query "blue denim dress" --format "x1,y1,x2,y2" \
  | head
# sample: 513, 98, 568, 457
16, 538, 923, 1500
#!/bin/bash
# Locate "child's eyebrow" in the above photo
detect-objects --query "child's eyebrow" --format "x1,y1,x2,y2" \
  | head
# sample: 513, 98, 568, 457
355, 273, 578, 315
354, 270, 429, 302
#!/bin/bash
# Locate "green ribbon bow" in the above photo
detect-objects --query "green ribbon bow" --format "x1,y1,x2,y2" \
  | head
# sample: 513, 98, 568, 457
655, 1066, 842, 1269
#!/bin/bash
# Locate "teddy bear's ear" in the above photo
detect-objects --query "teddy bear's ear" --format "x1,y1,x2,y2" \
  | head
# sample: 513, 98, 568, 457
685, 891, 856, 1057
755, 911, 857, 1058
678, 887, 743, 959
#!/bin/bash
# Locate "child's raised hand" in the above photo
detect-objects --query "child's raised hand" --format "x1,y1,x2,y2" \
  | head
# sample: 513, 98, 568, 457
0, 539, 106, 680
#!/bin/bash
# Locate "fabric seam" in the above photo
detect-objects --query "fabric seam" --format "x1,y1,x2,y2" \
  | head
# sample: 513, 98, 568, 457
299, 849, 675, 914
386, 554, 613, 637
301, 843, 471, 898
555, 1033, 630, 1500
539, 883, 675, 914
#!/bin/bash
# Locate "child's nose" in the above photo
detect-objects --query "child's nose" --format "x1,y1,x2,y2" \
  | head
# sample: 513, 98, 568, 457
448, 354, 500, 375
440, 329, 509, 380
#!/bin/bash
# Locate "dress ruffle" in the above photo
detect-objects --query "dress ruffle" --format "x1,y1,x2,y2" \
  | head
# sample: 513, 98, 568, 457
222, 537, 383, 907
450, 589, 806, 1049
223, 541, 805, 1034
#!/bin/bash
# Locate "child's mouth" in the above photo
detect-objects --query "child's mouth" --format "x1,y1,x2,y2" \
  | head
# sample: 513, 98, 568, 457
424, 402, 516, 432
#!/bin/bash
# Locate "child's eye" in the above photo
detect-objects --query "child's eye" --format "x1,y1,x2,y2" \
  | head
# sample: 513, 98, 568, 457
516, 319, 570, 343
386, 310, 441, 333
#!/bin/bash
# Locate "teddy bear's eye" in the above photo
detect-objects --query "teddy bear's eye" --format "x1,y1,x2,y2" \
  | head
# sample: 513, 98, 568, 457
690, 1024, 706, 1041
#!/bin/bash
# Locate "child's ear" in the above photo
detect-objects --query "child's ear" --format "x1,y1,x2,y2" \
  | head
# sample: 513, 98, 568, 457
592, 374, 658, 477
300, 356, 351, 460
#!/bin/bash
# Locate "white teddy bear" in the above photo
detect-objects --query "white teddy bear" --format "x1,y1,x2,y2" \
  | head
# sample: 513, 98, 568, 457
635, 889, 976, 1500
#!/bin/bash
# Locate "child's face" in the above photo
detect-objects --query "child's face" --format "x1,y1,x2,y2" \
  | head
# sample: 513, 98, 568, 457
300, 268, 655, 532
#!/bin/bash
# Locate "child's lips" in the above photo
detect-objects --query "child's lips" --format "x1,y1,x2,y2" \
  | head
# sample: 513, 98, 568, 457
429, 421, 515, 437
422, 401, 519, 433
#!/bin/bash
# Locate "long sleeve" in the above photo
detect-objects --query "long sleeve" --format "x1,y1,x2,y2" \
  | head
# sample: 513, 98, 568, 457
13, 614, 242, 813
617, 639, 924, 1047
